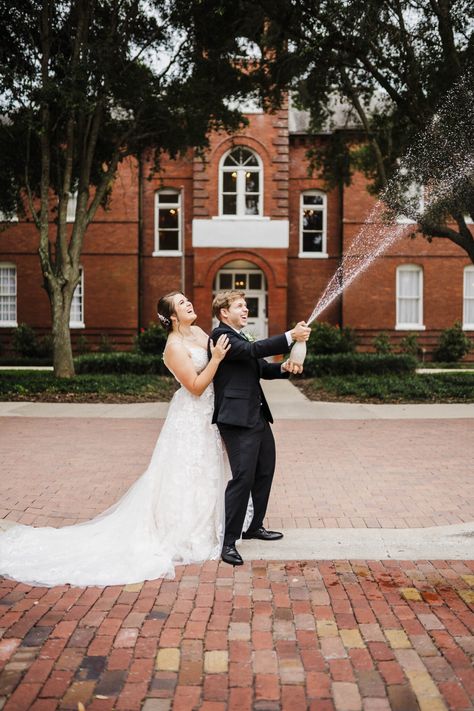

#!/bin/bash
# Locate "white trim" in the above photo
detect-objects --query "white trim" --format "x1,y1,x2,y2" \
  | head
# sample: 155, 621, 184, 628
462, 266, 474, 330
212, 215, 269, 222
299, 190, 327, 256
193, 218, 289, 248
0, 263, 17, 326
219, 147, 263, 217
152, 251, 183, 257
396, 264, 424, 330
298, 252, 329, 259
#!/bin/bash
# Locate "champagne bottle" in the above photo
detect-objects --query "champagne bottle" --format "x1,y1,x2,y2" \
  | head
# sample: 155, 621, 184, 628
290, 340, 307, 365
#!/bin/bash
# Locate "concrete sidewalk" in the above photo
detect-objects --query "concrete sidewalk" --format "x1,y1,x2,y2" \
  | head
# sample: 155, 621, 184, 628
1, 379, 474, 419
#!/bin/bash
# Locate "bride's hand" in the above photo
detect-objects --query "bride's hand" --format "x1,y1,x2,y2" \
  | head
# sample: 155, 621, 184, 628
210, 335, 231, 362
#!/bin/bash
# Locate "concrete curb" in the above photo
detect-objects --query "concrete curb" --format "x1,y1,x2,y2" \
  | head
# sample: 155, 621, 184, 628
239, 522, 474, 560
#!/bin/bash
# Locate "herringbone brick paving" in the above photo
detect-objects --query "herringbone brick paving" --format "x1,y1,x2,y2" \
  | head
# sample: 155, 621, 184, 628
0, 560, 473, 710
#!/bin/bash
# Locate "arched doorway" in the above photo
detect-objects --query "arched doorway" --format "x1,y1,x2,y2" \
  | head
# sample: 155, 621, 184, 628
213, 260, 268, 338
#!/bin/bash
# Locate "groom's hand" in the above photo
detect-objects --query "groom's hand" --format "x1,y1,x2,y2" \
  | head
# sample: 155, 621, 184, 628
282, 360, 303, 375
290, 322, 311, 342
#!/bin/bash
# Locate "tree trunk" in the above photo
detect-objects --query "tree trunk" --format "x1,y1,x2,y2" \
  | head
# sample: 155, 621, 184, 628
51, 288, 75, 378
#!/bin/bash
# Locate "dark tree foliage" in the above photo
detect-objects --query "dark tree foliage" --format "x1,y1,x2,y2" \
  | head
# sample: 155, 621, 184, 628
0, 0, 265, 376
255, 0, 474, 261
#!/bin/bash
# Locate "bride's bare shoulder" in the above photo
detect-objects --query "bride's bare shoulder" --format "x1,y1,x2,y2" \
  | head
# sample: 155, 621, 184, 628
163, 337, 189, 363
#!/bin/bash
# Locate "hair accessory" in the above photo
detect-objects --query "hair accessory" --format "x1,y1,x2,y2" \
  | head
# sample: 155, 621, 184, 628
158, 313, 171, 328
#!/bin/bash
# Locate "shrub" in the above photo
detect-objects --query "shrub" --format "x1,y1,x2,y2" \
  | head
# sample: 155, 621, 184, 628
12, 324, 53, 358
308, 322, 357, 355
399, 333, 420, 359
76, 334, 90, 355
75, 351, 168, 375
12, 323, 38, 357
434, 322, 472, 362
373, 331, 393, 355
99, 334, 114, 353
302, 352, 417, 377
134, 322, 167, 355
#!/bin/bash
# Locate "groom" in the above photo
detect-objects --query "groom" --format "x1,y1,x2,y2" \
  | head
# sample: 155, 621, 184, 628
210, 290, 311, 566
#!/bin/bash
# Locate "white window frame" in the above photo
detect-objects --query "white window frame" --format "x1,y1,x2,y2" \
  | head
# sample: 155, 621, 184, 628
463, 266, 474, 330
219, 147, 263, 218
0, 210, 18, 223
0, 263, 18, 327
153, 189, 182, 256
299, 190, 328, 258
396, 264, 425, 330
69, 267, 85, 328
66, 192, 78, 223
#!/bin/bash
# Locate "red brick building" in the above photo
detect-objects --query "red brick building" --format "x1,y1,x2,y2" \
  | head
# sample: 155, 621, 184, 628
1, 101, 473, 357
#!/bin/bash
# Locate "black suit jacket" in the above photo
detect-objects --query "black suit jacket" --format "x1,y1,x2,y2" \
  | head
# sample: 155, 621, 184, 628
210, 323, 291, 428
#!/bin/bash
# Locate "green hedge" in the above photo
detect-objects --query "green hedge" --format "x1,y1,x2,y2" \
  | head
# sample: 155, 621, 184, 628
74, 352, 168, 375
302, 353, 418, 376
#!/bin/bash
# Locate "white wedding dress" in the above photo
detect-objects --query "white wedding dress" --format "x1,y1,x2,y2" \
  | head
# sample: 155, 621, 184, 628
0, 347, 232, 587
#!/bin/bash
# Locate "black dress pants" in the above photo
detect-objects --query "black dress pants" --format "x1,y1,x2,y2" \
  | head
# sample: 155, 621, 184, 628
218, 414, 276, 546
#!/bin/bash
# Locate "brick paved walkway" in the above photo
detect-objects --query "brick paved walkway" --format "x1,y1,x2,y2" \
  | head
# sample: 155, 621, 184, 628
1, 418, 473, 529
1, 560, 473, 711
1, 412, 474, 709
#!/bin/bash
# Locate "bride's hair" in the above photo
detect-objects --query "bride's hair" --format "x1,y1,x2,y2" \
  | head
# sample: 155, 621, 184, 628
157, 291, 181, 333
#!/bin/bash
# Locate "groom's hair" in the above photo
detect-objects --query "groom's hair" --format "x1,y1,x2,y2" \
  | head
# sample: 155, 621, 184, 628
212, 290, 246, 319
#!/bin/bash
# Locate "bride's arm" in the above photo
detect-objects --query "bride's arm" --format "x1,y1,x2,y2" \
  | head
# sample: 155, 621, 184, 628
163, 336, 230, 397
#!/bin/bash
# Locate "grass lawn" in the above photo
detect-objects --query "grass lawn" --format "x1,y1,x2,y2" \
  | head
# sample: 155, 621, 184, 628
0, 371, 178, 402
2, 369, 474, 404
296, 372, 474, 403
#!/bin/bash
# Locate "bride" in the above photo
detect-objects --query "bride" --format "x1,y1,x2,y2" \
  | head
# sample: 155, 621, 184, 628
0, 291, 232, 587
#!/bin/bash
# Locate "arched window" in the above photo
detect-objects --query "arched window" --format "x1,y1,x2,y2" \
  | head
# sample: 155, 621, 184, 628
220, 147, 262, 216
300, 191, 327, 256
0, 263, 17, 326
463, 266, 474, 329
154, 190, 182, 255
396, 265, 424, 329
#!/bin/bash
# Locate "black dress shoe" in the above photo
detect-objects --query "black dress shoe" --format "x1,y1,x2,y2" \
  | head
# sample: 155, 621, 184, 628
242, 527, 284, 541
221, 544, 244, 566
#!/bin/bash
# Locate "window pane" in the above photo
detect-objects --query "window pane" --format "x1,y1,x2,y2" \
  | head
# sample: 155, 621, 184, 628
222, 194, 237, 215
234, 274, 247, 289
303, 233, 323, 252
464, 299, 474, 324
303, 209, 323, 231
248, 274, 262, 290
241, 149, 258, 166
0, 266, 16, 322
246, 297, 259, 317
219, 273, 232, 289
223, 152, 239, 166
303, 194, 324, 206
159, 230, 179, 251
464, 270, 474, 298
245, 195, 259, 215
399, 298, 419, 324
223, 171, 237, 192
399, 270, 419, 298
0, 296, 15, 321
158, 192, 179, 205
245, 172, 259, 193
159, 208, 178, 230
